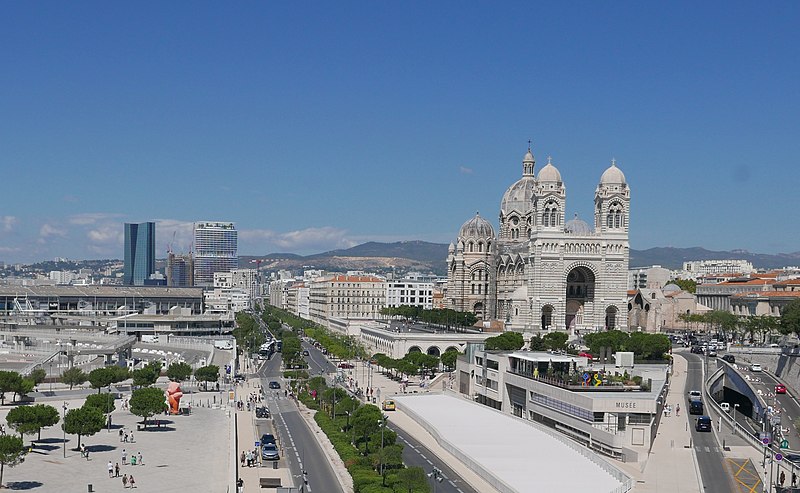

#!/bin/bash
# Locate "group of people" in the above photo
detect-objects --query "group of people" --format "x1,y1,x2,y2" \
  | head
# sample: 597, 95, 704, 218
663, 404, 680, 417
120, 449, 144, 466
240, 449, 259, 467
118, 428, 135, 443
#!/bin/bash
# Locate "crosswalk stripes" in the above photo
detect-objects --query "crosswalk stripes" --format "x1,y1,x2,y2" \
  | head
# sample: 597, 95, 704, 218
694, 445, 720, 453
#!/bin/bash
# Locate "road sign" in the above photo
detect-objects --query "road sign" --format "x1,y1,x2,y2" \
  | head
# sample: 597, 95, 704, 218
255, 441, 260, 447
776, 453, 784, 462
781, 439, 790, 449
763, 437, 771, 446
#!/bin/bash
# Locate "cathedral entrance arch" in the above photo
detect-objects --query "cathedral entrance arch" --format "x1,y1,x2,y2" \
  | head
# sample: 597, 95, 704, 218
565, 265, 595, 329
605, 306, 618, 329
427, 346, 441, 357
408, 346, 422, 353
541, 305, 554, 330
473, 302, 485, 319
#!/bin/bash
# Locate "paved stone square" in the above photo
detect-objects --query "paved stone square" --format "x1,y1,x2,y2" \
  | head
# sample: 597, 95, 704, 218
0, 392, 231, 492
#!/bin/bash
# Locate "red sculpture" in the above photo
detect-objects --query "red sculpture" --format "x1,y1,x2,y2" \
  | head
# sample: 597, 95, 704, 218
166, 381, 183, 415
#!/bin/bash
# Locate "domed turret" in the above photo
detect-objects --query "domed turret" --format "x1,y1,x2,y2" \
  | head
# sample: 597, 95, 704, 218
538, 156, 562, 183
564, 213, 592, 235
600, 159, 626, 185
459, 212, 495, 239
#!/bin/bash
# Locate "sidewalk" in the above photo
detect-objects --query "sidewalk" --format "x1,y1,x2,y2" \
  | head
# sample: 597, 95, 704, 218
618, 354, 702, 492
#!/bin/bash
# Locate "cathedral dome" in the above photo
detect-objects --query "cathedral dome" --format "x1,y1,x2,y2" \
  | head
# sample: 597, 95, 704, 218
537, 157, 562, 183
500, 176, 537, 215
565, 213, 592, 235
600, 160, 626, 184
459, 213, 495, 239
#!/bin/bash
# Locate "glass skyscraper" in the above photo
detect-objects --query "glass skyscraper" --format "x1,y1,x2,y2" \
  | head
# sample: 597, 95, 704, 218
193, 221, 238, 285
124, 222, 156, 286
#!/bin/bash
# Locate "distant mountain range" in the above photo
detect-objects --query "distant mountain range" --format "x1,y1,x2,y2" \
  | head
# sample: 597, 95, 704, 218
241, 242, 800, 276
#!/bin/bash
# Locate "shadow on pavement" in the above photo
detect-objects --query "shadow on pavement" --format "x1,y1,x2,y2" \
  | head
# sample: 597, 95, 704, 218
6, 481, 44, 490
87, 444, 116, 452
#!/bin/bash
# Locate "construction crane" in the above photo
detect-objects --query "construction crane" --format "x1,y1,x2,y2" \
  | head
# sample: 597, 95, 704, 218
250, 258, 263, 270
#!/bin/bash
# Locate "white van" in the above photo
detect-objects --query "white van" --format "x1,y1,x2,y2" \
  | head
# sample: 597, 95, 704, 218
214, 340, 234, 350
141, 334, 159, 343
720, 402, 730, 412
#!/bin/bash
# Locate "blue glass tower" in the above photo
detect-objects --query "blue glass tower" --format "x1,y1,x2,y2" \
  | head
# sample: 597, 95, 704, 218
124, 222, 156, 286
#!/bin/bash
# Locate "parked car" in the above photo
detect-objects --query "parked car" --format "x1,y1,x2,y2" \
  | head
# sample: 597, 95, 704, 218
268, 381, 281, 389
338, 362, 354, 369
255, 407, 271, 419
722, 354, 736, 363
382, 399, 396, 411
302, 350, 310, 356
750, 364, 763, 372
690, 346, 704, 354
261, 443, 280, 461
695, 415, 712, 432
706, 349, 717, 357
776, 384, 787, 394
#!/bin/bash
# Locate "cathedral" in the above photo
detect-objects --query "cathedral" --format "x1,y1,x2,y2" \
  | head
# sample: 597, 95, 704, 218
445, 146, 630, 333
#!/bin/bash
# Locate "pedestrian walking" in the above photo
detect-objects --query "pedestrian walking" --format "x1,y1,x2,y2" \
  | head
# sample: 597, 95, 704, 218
781, 471, 786, 486
129, 475, 136, 488
131, 454, 137, 466
137, 452, 143, 465
115, 462, 120, 477
122, 474, 128, 489
108, 460, 114, 477
119, 429, 124, 442
124, 432, 129, 443
792, 472, 797, 487
676, 403, 680, 416
122, 449, 127, 465
240, 451, 245, 467
130, 432, 134, 443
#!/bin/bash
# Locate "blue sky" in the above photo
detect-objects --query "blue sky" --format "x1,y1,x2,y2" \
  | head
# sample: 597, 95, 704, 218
1, 2, 798, 263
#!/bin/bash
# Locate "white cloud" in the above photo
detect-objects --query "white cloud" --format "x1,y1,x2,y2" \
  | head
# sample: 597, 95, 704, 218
240, 226, 356, 253
69, 213, 123, 226
459, 166, 474, 175
39, 223, 67, 239
1, 216, 17, 232
154, 219, 195, 254
87, 224, 123, 245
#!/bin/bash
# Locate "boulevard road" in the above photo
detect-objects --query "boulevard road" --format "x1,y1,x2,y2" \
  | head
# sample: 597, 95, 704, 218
257, 354, 345, 493
685, 353, 736, 492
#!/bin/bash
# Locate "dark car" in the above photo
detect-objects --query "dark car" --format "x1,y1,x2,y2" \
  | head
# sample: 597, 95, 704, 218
255, 407, 271, 419
722, 354, 736, 363
260, 433, 276, 445
695, 416, 712, 432
268, 381, 281, 389
302, 350, 310, 356
689, 399, 704, 415
690, 346, 704, 354
784, 453, 800, 464
338, 362, 354, 369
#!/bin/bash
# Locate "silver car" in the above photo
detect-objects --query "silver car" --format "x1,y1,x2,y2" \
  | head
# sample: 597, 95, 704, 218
262, 443, 280, 461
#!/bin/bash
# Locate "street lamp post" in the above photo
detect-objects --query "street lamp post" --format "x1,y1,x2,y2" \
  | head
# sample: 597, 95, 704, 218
734, 404, 741, 434
62, 402, 68, 458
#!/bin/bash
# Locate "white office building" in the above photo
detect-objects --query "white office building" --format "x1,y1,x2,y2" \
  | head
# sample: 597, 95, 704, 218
194, 222, 238, 285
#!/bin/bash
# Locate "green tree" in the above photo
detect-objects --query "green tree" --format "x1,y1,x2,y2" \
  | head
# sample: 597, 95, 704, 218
60, 367, 87, 390
395, 466, 431, 493
0, 371, 22, 406
62, 406, 105, 448
194, 365, 220, 390
0, 435, 26, 488
672, 278, 697, 293
87, 367, 114, 393
28, 369, 47, 386
129, 387, 167, 427
781, 299, 800, 336
351, 405, 383, 454
108, 366, 130, 385
584, 330, 629, 355
440, 350, 459, 371
166, 362, 193, 382
529, 335, 547, 351
32, 404, 60, 441
132, 367, 159, 387
84, 393, 116, 415
371, 444, 403, 486
6, 406, 39, 442
484, 332, 524, 351
11, 378, 34, 403
542, 332, 569, 351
